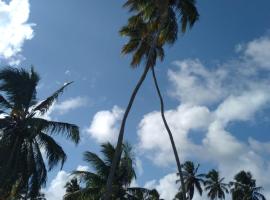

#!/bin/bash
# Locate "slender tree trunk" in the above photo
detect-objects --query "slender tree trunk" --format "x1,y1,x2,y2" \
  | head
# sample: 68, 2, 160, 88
103, 65, 150, 200
151, 67, 187, 200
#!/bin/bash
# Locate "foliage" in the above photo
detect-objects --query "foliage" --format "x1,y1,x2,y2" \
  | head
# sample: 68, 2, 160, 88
0, 67, 80, 199
204, 169, 229, 200
64, 142, 159, 200
230, 171, 266, 200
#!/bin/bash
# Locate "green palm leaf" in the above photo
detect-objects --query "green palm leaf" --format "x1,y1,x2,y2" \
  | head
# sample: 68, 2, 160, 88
36, 132, 67, 170
0, 67, 40, 110
29, 117, 80, 144
32, 81, 73, 115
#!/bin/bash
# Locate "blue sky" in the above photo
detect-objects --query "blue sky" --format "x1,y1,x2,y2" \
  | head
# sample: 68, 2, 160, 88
1, 0, 270, 199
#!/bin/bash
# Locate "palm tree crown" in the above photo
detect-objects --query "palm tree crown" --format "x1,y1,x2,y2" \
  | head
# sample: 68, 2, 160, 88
65, 142, 161, 200
65, 142, 136, 199
230, 171, 266, 200
204, 169, 229, 200
0, 67, 80, 199
179, 161, 205, 200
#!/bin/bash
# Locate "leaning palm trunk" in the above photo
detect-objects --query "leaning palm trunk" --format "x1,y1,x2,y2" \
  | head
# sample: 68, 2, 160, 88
151, 66, 187, 200
104, 65, 150, 199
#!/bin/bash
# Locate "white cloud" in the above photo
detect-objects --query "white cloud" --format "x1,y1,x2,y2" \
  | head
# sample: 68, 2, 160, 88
144, 173, 179, 200
87, 106, 123, 143
138, 104, 212, 166
44, 165, 89, 200
36, 96, 88, 120
0, 0, 34, 64
52, 97, 88, 115
244, 36, 270, 69
168, 59, 226, 105
137, 34, 270, 197
43, 171, 71, 200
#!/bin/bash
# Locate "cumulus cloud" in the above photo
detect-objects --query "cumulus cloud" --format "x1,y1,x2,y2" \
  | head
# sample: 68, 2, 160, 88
52, 96, 88, 115
137, 34, 270, 198
144, 173, 179, 200
43, 171, 71, 200
38, 96, 88, 120
87, 106, 123, 143
168, 59, 226, 105
244, 36, 270, 69
44, 165, 88, 200
0, 0, 34, 64
138, 104, 212, 166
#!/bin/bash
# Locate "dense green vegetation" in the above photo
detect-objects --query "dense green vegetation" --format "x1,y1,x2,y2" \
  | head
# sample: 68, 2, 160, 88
0, 68, 79, 199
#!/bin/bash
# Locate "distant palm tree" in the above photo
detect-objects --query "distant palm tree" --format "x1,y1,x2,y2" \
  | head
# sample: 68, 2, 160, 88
64, 142, 140, 199
0, 67, 80, 199
230, 171, 266, 200
126, 187, 163, 200
204, 169, 229, 200
178, 161, 205, 200
105, 1, 199, 199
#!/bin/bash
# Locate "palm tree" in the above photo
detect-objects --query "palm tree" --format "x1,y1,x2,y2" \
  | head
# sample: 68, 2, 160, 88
178, 161, 205, 200
0, 67, 80, 199
105, 1, 199, 199
64, 142, 135, 199
204, 169, 229, 200
126, 188, 163, 200
230, 171, 266, 200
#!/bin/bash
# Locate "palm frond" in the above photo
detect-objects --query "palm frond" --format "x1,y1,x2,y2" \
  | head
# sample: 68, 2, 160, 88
83, 151, 109, 177
100, 143, 115, 165
36, 132, 67, 170
0, 95, 12, 110
0, 67, 40, 110
29, 117, 80, 144
33, 82, 73, 115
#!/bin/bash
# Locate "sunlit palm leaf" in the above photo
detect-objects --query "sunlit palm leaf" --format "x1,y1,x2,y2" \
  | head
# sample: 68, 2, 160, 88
33, 81, 73, 115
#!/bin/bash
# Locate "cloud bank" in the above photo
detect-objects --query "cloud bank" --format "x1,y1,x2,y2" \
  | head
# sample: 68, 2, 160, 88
138, 35, 270, 199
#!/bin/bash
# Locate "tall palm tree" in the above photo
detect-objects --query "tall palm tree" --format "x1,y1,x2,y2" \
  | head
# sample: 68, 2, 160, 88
204, 169, 229, 200
0, 67, 80, 199
177, 161, 205, 200
230, 171, 266, 200
105, 1, 199, 199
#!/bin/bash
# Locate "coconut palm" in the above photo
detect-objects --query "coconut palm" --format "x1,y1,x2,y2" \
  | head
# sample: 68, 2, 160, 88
0, 67, 80, 199
64, 142, 136, 200
204, 169, 229, 200
105, 1, 199, 199
178, 161, 205, 200
230, 171, 266, 200
126, 187, 162, 200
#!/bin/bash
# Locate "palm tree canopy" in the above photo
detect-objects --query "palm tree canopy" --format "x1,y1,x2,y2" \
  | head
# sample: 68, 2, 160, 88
120, 0, 199, 68
178, 161, 205, 200
66, 142, 161, 200
230, 171, 266, 200
204, 169, 229, 200
66, 142, 136, 199
0, 67, 80, 199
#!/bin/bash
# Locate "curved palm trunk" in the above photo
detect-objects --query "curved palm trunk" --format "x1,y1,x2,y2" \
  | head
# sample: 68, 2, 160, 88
104, 65, 150, 200
151, 67, 187, 200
